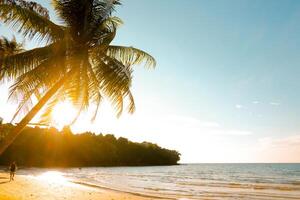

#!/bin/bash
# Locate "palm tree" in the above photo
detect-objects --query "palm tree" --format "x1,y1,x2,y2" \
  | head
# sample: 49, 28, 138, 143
0, 0, 156, 155
0, 36, 23, 57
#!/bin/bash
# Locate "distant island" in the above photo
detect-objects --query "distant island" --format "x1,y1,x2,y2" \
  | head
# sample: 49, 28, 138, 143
0, 124, 180, 167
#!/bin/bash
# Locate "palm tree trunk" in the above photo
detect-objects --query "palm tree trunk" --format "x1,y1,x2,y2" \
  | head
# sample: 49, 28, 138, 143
0, 73, 70, 155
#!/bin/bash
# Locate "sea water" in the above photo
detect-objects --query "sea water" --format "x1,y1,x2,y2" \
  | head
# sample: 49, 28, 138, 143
17, 163, 300, 199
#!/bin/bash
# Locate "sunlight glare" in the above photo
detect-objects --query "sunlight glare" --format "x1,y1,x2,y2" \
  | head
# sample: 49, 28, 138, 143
36, 171, 68, 184
51, 102, 77, 129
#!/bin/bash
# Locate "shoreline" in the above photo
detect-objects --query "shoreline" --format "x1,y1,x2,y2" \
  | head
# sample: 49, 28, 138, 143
70, 180, 174, 200
0, 172, 167, 200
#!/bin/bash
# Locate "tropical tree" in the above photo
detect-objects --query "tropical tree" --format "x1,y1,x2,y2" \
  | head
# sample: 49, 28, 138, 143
0, 0, 156, 155
0, 36, 23, 57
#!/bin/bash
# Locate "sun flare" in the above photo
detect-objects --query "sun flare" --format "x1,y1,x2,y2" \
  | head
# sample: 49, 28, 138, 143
51, 102, 77, 129
50, 100, 120, 132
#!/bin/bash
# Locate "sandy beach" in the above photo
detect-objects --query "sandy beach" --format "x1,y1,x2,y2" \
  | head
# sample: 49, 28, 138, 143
0, 172, 162, 200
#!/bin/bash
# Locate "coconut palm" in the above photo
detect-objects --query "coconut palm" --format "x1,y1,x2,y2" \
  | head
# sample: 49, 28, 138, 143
0, 0, 156, 154
0, 36, 23, 57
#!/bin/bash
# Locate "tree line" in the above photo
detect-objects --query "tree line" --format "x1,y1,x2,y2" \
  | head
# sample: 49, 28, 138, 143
0, 124, 180, 167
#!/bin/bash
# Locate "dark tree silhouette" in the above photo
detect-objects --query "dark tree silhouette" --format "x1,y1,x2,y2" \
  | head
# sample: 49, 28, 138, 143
0, 124, 180, 167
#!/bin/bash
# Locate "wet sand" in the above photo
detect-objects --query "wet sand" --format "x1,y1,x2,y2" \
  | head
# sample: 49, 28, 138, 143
0, 172, 162, 200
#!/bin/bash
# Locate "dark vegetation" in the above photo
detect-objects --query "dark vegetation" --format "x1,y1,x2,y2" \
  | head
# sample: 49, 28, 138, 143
0, 124, 180, 167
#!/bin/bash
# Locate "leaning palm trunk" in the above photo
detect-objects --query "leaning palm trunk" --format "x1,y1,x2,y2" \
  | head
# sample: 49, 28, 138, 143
0, 72, 70, 155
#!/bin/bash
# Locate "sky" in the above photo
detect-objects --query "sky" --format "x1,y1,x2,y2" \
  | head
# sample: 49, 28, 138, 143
1, 0, 300, 163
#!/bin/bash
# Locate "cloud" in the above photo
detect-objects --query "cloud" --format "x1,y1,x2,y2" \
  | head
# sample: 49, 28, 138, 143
221, 130, 252, 136
164, 115, 220, 128
235, 104, 243, 109
258, 135, 300, 148
270, 102, 280, 106
252, 101, 260, 104
255, 135, 300, 162
154, 115, 252, 136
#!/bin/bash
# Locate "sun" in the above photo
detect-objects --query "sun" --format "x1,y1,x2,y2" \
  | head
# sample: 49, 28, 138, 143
50, 99, 121, 132
51, 101, 77, 129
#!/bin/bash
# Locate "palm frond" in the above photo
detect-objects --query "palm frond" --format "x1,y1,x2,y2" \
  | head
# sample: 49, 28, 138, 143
106, 46, 156, 68
103, 16, 123, 28
52, 0, 93, 40
8, 58, 67, 122
0, 45, 54, 80
93, 16, 122, 46
3, 0, 50, 18
91, 0, 122, 35
0, 36, 23, 57
126, 90, 135, 114
0, 1, 64, 42
90, 53, 134, 116
38, 91, 64, 124
87, 62, 102, 122
96, 0, 121, 21
38, 68, 78, 124
68, 59, 90, 125
9, 83, 40, 123
52, 0, 121, 43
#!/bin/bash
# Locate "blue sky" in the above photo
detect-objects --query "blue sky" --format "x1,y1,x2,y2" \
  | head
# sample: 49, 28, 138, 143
1, 0, 300, 162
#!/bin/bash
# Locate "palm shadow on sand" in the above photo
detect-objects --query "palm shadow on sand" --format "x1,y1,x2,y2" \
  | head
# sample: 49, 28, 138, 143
0, 176, 9, 184
0, 180, 10, 184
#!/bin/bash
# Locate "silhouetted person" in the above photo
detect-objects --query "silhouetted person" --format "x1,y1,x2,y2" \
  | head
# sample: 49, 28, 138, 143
9, 161, 17, 181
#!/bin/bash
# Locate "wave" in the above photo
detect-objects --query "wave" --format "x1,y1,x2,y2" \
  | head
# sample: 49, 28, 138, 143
70, 179, 300, 200
70, 180, 175, 200
177, 181, 300, 191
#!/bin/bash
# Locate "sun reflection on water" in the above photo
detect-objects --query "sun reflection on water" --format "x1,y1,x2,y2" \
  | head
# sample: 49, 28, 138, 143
37, 171, 68, 184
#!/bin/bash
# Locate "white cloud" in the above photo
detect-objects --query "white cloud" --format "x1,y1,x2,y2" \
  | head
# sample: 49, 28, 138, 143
255, 135, 300, 162
163, 115, 220, 128
270, 102, 280, 106
235, 104, 243, 109
252, 101, 260, 104
258, 135, 300, 148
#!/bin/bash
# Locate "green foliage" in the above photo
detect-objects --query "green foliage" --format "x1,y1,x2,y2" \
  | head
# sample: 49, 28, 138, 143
0, 124, 180, 167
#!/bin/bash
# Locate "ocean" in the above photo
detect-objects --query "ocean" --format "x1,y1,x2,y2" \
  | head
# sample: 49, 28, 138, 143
17, 163, 300, 199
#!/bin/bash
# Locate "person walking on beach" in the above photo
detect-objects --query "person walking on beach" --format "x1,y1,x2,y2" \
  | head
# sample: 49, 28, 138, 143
9, 161, 17, 181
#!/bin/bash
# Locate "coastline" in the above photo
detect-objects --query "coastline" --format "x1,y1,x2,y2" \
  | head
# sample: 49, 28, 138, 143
0, 172, 165, 200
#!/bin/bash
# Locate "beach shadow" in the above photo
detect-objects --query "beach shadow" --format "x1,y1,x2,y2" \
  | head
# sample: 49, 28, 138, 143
0, 180, 10, 184
0, 175, 10, 184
